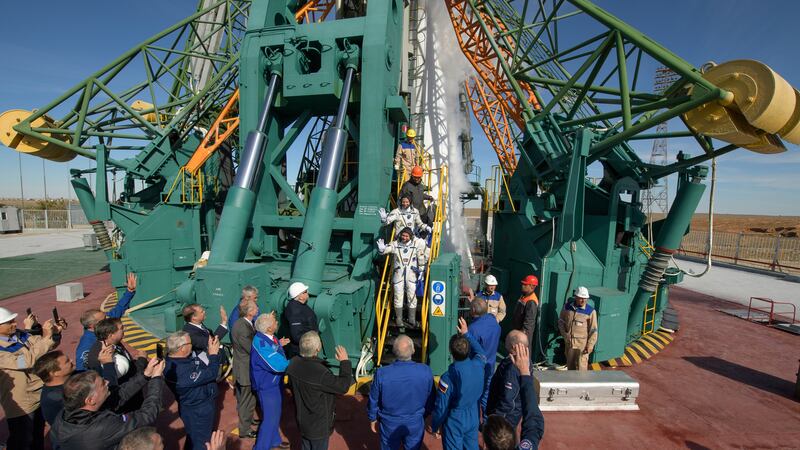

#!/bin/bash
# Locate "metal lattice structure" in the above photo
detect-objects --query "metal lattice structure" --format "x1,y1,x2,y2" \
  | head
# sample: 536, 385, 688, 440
643, 67, 681, 215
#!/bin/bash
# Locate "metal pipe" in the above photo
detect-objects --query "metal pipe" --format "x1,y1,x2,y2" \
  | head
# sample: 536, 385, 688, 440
626, 179, 706, 337
292, 67, 356, 293
209, 74, 280, 264
317, 67, 355, 190
234, 73, 280, 190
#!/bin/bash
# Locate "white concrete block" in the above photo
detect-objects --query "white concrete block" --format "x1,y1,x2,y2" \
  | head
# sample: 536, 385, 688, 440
56, 282, 84, 302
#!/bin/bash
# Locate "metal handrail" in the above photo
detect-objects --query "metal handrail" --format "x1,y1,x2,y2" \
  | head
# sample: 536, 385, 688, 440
747, 296, 797, 325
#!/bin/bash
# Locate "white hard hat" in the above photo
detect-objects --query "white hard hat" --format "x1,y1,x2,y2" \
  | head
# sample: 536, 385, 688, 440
574, 286, 590, 298
484, 275, 498, 286
288, 282, 310, 299
200, 251, 211, 260
0, 307, 18, 324
113, 353, 130, 378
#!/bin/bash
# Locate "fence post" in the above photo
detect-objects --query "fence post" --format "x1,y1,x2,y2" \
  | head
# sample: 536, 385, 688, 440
734, 232, 742, 264
44, 209, 49, 230
770, 235, 782, 272
67, 208, 72, 229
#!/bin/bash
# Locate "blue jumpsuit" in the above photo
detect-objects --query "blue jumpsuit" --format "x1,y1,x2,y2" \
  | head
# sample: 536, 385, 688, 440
251, 332, 289, 449
75, 289, 134, 371
367, 360, 435, 450
432, 332, 488, 450
165, 353, 221, 450
467, 313, 501, 411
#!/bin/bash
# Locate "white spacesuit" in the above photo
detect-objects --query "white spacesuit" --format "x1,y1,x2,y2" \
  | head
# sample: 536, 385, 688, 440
377, 227, 428, 328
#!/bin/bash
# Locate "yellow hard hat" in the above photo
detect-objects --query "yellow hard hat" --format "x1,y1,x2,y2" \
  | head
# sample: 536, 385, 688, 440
406, 128, 416, 139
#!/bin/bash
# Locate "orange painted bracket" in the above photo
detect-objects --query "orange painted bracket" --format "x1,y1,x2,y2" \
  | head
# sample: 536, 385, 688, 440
184, 88, 240, 174
182, 1, 333, 175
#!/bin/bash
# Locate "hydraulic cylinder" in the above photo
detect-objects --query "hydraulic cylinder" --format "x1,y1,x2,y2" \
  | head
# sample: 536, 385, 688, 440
626, 178, 706, 337
209, 73, 280, 263
292, 67, 356, 293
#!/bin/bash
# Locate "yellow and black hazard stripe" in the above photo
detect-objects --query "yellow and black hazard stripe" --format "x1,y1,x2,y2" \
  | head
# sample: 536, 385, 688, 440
101, 293, 163, 358
590, 329, 674, 370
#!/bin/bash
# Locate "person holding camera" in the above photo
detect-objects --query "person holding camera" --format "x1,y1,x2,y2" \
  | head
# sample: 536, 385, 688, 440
0, 306, 63, 450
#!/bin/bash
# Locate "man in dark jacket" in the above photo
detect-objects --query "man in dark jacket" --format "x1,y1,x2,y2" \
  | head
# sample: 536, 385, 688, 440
399, 166, 435, 225
486, 331, 532, 428
286, 331, 353, 450
165, 331, 222, 450
86, 317, 147, 412
49, 358, 164, 450
35, 346, 117, 426
231, 300, 258, 439
482, 343, 544, 450
181, 304, 228, 355
510, 275, 539, 356
76, 273, 137, 372
283, 282, 318, 358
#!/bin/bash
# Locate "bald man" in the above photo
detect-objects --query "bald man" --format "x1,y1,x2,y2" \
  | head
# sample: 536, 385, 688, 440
485, 331, 534, 428
367, 335, 435, 450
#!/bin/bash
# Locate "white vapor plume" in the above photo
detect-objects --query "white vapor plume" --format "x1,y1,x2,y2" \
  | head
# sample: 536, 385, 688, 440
422, 1, 476, 274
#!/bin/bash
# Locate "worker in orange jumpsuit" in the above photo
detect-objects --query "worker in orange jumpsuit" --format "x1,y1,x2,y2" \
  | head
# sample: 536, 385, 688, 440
558, 286, 598, 370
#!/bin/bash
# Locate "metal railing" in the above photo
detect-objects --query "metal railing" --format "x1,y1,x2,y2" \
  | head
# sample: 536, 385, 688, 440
678, 230, 800, 274
18, 209, 89, 230
747, 296, 797, 325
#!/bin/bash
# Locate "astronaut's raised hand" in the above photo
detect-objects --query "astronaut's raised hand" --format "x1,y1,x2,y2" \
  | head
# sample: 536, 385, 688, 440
376, 238, 387, 253
378, 208, 388, 223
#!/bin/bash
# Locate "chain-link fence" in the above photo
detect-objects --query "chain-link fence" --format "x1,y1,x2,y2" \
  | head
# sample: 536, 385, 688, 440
679, 230, 800, 274
20, 209, 89, 229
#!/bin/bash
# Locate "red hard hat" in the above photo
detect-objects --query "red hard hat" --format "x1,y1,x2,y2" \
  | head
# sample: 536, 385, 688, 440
411, 166, 423, 177
521, 275, 539, 286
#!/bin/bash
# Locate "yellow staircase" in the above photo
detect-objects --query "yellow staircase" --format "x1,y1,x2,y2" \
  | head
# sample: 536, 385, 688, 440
376, 139, 449, 365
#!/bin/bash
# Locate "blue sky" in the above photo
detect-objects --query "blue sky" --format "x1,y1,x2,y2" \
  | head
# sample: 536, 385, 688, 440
0, 0, 798, 215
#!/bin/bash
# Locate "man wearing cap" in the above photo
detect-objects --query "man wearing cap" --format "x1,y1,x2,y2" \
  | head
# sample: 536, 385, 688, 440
284, 281, 319, 358
400, 166, 435, 225
377, 227, 428, 330
0, 307, 61, 450
379, 193, 431, 237
469, 275, 506, 323
511, 275, 540, 356
558, 286, 598, 370
395, 128, 418, 176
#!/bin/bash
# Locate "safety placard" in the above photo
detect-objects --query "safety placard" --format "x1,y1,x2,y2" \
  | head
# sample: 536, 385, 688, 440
431, 280, 446, 317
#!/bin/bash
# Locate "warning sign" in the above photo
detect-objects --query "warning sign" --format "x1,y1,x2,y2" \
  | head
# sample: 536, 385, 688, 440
430, 280, 446, 317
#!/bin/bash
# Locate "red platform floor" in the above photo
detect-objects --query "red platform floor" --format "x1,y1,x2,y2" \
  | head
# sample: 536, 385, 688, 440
1, 273, 799, 449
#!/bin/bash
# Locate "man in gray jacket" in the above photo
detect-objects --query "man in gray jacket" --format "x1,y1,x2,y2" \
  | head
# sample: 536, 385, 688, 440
232, 300, 259, 439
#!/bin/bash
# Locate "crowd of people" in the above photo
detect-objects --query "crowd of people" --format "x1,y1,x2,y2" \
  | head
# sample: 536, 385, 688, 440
0, 149, 597, 449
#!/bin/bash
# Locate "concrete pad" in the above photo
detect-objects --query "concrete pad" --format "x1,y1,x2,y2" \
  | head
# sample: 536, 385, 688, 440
0, 230, 90, 258
673, 258, 800, 317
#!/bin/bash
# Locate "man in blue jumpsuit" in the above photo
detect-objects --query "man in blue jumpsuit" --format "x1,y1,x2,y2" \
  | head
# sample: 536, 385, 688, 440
367, 334, 435, 450
432, 318, 489, 450
481, 343, 544, 450
251, 312, 290, 449
76, 273, 137, 371
165, 331, 221, 450
467, 298, 501, 413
